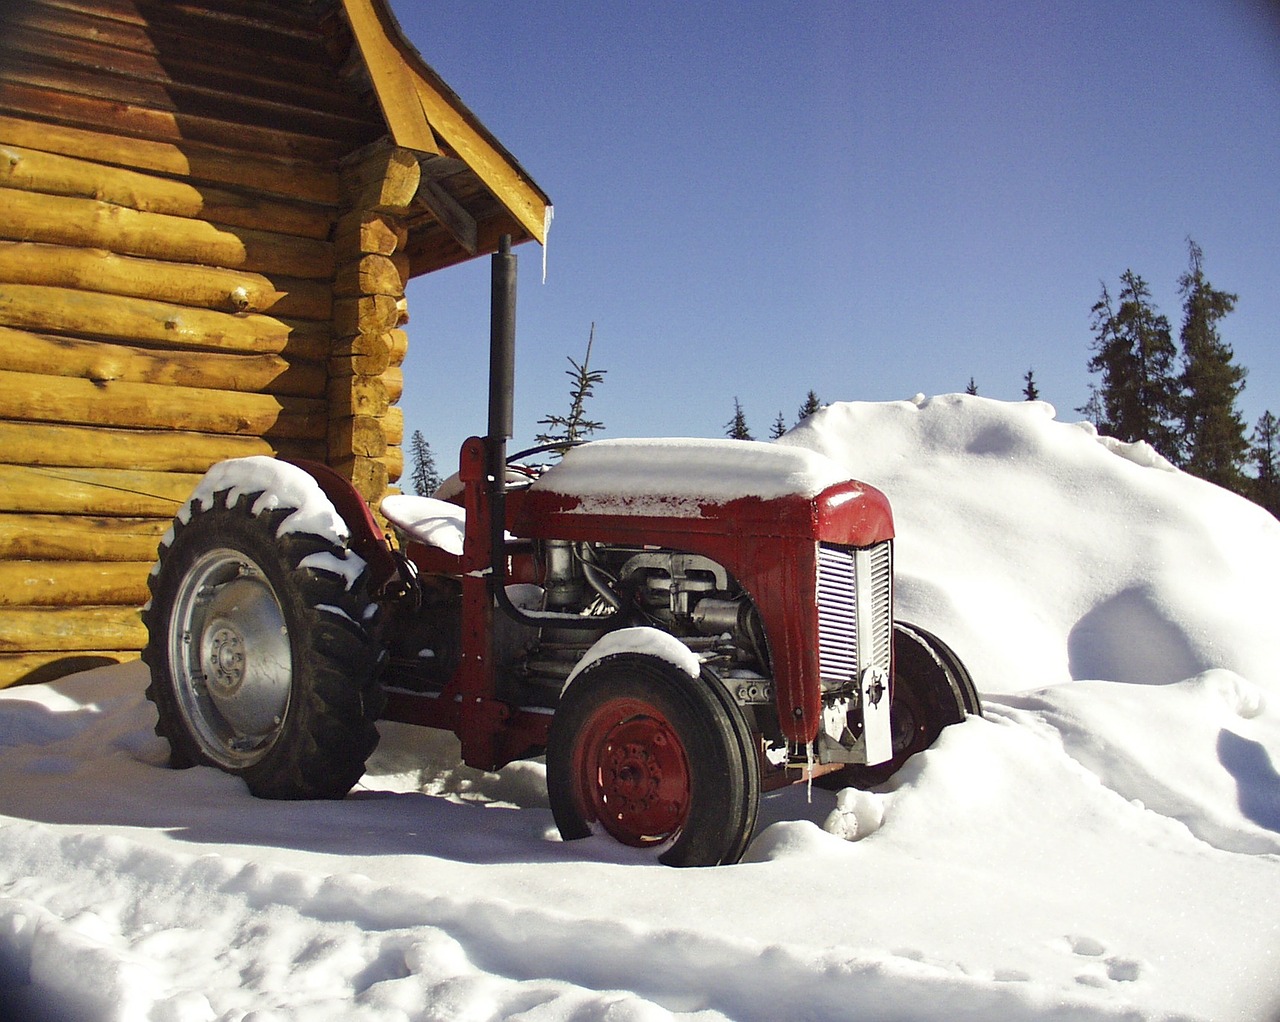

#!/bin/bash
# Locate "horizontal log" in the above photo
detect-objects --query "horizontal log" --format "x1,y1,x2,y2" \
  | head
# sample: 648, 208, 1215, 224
0, 369, 328, 440
0, 284, 330, 358
333, 455, 389, 505
333, 210, 408, 257
330, 329, 405, 376
0, 75, 358, 165
334, 294, 408, 337
0, 189, 334, 279
0, 4, 342, 96
384, 445, 404, 484
0, 22, 374, 136
0, 650, 138, 688
340, 144, 422, 213
0, 464, 201, 516
0, 241, 331, 320
329, 416, 388, 460
0, 420, 324, 474
327, 374, 389, 418
0, 513, 166, 562
0, 325, 326, 398
333, 253, 409, 299
1, 143, 333, 240
0, 560, 152, 607
0, 113, 340, 205
0, 606, 145, 653
384, 406, 405, 447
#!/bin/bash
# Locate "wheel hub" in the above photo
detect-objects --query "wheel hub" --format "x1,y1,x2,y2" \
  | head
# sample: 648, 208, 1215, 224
584, 706, 690, 845
206, 626, 247, 692
169, 550, 293, 768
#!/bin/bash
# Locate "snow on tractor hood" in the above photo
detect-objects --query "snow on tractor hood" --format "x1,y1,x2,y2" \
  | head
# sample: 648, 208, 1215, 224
529, 437, 866, 517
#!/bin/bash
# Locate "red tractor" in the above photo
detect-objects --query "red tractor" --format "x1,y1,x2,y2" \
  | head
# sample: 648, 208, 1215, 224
142, 239, 979, 866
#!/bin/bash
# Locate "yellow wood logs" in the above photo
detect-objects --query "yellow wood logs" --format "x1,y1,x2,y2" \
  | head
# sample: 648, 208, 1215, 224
0, 241, 331, 320
0, 190, 334, 279
0, 513, 165, 562
0, 114, 340, 205
0, 143, 332, 240
0, 421, 322, 473
0, 326, 325, 398
0, 284, 329, 358
0, 608, 145, 652
0, 464, 200, 517
0, 561, 151, 607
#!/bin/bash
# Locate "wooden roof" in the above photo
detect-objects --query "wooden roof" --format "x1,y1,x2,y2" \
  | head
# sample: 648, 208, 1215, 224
340, 0, 551, 275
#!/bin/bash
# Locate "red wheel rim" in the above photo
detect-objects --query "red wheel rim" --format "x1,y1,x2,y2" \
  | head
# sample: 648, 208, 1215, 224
573, 696, 691, 847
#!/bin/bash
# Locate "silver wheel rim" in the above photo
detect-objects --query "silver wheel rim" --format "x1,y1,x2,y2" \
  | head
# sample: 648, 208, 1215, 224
167, 547, 292, 769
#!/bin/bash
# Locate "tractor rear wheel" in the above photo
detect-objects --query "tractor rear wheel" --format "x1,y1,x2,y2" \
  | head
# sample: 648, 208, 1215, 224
142, 479, 384, 799
547, 653, 760, 867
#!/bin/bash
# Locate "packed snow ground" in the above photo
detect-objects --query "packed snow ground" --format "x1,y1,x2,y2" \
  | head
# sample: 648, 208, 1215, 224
1, 394, 1278, 1022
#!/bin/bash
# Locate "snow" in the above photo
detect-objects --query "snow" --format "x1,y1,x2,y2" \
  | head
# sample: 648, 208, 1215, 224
177, 456, 350, 545
381, 495, 468, 556
2, 394, 1279, 1022
564, 628, 702, 689
531, 437, 857, 516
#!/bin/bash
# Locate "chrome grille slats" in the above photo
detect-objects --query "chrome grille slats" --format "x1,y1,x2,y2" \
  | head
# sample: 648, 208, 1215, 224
816, 541, 893, 693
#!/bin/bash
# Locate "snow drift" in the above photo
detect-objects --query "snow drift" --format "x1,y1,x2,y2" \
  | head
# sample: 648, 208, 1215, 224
0, 394, 1277, 1022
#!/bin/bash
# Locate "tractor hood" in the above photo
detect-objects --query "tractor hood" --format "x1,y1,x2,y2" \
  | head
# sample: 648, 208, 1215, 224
515, 438, 893, 546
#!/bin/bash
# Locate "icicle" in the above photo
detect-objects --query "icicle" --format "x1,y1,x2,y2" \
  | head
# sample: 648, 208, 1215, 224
806, 740, 815, 804
541, 205, 554, 284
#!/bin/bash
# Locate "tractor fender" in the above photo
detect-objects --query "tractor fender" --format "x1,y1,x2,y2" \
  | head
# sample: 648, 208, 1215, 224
283, 459, 398, 591
562, 627, 701, 694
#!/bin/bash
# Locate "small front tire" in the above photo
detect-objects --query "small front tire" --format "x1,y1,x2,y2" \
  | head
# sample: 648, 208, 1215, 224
547, 653, 760, 867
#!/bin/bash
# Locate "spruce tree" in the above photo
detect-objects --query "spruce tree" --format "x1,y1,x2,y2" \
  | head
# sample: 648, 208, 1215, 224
1076, 384, 1104, 428
1085, 271, 1181, 461
1177, 240, 1246, 490
1023, 369, 1040, 401
725, 397, 753, 440
965, 377, 978, 395
409, 430, 441, 497
536, 324, 606, 451
1248, 410, 1278, 517
769, 411, 788, 439
796, 390, 823, 426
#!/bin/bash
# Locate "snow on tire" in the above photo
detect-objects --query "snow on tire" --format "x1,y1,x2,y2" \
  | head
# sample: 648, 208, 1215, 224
142, 469, 385, 800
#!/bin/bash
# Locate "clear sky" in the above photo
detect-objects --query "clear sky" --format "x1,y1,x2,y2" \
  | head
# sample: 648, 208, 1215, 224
386, 0, 1279, 471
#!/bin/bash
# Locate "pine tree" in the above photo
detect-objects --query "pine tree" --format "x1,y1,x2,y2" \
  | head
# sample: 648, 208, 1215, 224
965, 377, 978, 395
536, 323, 606, 451
409, 430, 441, 497
1085, 271, 1181, 461
1023, 369, 1040, 401
1076, 384, 1104, 429
1177, 239, 1246, 490
1250, 410, 1279, 517
795, 390, 823, 426
769, 411, 788, 440
725, 397, 753, 440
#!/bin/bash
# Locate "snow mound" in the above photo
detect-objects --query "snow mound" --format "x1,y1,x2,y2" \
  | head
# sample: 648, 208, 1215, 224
779, 393, 1280, 694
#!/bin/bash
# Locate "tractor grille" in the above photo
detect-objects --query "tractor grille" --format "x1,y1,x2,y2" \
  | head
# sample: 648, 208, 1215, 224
816, 541, 893, 693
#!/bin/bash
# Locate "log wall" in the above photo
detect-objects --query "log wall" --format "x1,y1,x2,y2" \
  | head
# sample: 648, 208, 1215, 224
0, 0, 410, 686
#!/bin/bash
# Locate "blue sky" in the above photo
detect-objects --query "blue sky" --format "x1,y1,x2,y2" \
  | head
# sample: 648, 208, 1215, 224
387, 1, 1279, 470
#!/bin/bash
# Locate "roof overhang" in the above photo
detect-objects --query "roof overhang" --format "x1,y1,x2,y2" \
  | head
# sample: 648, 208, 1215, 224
340, 0, 552, 275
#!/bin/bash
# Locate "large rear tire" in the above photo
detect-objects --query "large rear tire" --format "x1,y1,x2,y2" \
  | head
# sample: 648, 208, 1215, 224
547, 653, 760, 867
831, 622, 981, 790
142, 480, 384, 799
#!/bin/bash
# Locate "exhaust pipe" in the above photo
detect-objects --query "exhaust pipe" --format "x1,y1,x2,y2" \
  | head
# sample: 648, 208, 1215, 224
486, 237, 609, 632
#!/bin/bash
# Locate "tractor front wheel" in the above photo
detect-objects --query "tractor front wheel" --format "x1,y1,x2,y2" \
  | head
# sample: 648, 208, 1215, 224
547, 653, 759, 867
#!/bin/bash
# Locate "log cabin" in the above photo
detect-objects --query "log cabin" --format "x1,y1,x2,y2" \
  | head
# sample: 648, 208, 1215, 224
0, 0, 551, 686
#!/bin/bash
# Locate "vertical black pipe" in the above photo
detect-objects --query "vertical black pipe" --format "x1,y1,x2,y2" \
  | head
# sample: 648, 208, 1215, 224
488, 235, 517, 475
